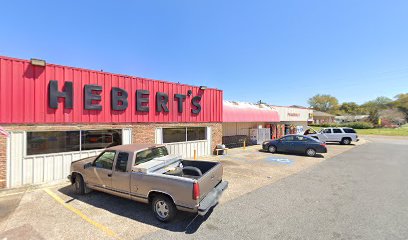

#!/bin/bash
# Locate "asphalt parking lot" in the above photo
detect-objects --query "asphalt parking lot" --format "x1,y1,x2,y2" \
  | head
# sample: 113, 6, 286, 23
0, 140, 366, 240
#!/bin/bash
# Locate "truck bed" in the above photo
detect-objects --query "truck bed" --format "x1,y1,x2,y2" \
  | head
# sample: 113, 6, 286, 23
183, 160, 223, 201
161, 159, 223, 201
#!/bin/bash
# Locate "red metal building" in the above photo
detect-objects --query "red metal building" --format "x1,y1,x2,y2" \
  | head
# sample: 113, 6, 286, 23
0, 56, 222, 124
0, 56, 223, 189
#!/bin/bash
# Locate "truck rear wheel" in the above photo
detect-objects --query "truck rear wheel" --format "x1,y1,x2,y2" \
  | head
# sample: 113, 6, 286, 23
152, 194, 176, 222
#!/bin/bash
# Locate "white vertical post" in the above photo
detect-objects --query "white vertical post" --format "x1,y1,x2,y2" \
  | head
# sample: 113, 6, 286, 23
207, 126, 212, 156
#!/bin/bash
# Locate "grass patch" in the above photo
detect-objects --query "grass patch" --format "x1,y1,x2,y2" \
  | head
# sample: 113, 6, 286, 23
307, 124, 408, 136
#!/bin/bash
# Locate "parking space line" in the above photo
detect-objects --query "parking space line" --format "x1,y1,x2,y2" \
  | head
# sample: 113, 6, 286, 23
43, 188, 121, 240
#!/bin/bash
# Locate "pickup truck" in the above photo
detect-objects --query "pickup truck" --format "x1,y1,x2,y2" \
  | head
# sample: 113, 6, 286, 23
68, 144, 228, 222
303, 127, 359, 145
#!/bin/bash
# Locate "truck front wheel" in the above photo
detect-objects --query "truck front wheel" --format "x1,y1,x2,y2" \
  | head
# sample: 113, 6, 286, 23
152, 195, 176, 222
73, 174, 85, 195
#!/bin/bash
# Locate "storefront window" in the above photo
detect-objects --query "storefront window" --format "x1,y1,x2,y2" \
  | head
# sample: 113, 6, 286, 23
27, 131, 80, 155
163, 128, 186, 143
26, 129, 122, 156
81, 130, 122, 150
187, 127, 206, 141
163, 127, 206, 143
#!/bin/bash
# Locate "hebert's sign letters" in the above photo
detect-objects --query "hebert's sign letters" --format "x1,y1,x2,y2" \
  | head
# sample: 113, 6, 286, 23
48, 80, 202, 114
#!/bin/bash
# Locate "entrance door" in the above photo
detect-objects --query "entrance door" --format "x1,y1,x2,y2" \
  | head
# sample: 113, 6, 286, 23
86, 151, 115, 189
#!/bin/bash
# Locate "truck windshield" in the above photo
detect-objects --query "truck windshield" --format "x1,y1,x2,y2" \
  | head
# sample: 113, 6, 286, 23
135, 146, 169, 165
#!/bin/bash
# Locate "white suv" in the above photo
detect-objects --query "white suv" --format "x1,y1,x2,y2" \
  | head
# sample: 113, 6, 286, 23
304, 127, 359, 145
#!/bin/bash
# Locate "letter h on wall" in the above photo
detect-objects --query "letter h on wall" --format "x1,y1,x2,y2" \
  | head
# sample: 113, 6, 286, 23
48, 80, 73, 109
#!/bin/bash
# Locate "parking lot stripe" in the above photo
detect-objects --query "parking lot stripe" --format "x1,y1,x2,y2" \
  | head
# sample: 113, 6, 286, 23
43, 188, 121, 240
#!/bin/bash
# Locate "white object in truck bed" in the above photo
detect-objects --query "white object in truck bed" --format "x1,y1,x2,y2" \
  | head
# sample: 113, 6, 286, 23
133, 154, 181, 173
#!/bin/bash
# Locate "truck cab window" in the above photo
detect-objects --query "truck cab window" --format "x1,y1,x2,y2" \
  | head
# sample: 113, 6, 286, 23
115, 152, 129, 172
94, 151, 115, 170
135, 147, 169, 165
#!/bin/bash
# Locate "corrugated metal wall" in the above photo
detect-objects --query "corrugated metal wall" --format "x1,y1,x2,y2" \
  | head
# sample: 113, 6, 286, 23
7, 129, 133, 188
0, 56, 223, 124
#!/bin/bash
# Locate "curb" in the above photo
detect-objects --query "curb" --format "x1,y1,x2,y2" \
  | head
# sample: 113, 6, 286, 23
0, 180, 71, 197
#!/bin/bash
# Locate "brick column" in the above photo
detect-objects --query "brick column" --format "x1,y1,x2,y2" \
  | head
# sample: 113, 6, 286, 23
0, 135, 7, 189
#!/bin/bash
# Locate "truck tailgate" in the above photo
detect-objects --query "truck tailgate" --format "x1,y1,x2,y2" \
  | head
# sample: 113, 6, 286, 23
197, 162, 223, 201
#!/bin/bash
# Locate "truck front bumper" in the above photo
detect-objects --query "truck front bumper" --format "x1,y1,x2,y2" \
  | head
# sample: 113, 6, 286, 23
198, 180, 229, 216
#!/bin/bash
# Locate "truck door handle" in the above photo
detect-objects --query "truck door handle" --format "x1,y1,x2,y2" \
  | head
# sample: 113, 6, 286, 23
108, 173, 112, 177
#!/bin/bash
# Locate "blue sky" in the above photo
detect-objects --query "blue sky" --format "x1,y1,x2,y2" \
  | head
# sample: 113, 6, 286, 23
1, 0, 407, 106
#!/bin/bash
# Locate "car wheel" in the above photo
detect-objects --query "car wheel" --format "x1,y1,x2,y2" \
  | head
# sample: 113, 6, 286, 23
268, 145, 277, 153
152, 195, 176, 222
341, 138, 351, 145
73, 174, 85, 195
306, 148, 316, 157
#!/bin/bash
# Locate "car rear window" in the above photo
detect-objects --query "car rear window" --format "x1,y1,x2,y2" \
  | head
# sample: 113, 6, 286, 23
333, 129, 342, 133
343, 128, 356, 133
296, 136, 309, 141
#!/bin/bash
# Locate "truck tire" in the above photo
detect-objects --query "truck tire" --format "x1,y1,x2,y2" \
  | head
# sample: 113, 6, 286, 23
73, 174, 85, 195
341, 137, 351, 145
306, 148, 316, 157
268, 145, 277, 153
152, 194, 176, 222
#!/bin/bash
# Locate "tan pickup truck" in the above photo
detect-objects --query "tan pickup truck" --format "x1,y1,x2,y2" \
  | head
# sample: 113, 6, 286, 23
68, 144, 228, 222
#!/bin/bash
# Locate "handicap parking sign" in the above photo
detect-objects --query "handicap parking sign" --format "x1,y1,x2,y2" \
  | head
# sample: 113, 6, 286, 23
266, 157, 294, 164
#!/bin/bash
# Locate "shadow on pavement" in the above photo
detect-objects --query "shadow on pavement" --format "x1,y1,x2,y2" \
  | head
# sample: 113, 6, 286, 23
257, 149, 325, 158
58, 185, 213, 234
325, 142, 356, 146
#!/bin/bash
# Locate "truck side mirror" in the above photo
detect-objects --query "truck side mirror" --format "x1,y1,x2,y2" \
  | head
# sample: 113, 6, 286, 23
84, 162, 92, 169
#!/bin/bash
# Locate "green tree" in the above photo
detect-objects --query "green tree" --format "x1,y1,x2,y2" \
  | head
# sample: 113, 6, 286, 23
308, 94, 339, 113
392, 93, 408, 120
339, 102, 360, 115
360, 97, 392, 113
360, 96, 393, 124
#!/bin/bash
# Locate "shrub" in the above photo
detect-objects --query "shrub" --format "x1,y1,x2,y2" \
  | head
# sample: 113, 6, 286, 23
310, 122, 374, 129
342, 122, 374, 129
309, 123, 339, 128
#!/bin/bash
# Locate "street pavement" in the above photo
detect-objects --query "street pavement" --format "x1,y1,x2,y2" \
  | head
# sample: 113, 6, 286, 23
142, 136, 408, 240
0, 136, 406, 240
1, 139, 360, 240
